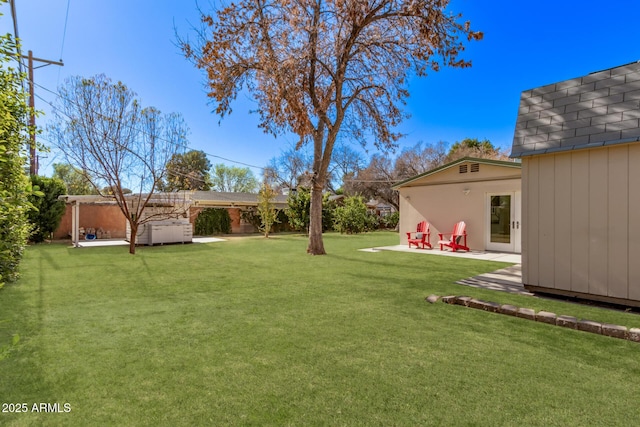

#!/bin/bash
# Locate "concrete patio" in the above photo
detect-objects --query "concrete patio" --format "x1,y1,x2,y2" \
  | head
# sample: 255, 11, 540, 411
360, 244, 521, 263
75, 236, 226, 247
360, 245, 531, 295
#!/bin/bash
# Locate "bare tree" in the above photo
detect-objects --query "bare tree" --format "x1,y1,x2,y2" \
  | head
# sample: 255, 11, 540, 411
329, 141, 366, 192
183, 0, 482, 254
264, 146, 313, 193
50, 75, 190, 254
394, 140, 448, 179
347, 153, 399, 210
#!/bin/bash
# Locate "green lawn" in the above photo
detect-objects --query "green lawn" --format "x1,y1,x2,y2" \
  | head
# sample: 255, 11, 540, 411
1, 232, 639, 426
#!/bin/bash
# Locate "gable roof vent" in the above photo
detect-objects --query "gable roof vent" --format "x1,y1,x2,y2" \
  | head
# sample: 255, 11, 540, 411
459, 164, 468, 173
470, 163, 480, 173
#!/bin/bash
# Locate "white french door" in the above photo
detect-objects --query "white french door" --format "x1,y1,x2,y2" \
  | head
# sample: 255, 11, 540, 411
486, 192, 521, 253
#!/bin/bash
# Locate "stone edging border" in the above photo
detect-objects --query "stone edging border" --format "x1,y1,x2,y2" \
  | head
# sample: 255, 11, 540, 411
425, 295, 640, 343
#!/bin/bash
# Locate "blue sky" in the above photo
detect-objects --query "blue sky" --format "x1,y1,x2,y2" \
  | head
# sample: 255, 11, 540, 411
2, 0, 640, 177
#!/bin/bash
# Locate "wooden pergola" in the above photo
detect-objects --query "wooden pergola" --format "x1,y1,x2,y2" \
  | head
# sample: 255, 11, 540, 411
57, 195, 119, 248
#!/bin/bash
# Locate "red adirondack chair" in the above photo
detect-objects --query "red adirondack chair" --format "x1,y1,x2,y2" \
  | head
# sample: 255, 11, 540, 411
407, 221, 432, 249
438, 221, 469, 252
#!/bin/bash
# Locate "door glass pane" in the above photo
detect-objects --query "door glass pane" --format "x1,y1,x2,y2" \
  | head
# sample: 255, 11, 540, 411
490, 195, 511, 244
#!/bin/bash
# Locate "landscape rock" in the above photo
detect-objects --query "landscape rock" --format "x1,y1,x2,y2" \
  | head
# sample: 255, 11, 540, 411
483, 301, 501, 313
500, 304, 518, 316
628, 328, 640, 343
602, 323, 628, 340
577, 319, 602, 335
468, 299, 485, 309
517, 307, 536, 321
426, 295, 440, 304
556, 315, 577, 329
455, 296, 472, 307
441, 296, 457, 304
536, 311, 557, 325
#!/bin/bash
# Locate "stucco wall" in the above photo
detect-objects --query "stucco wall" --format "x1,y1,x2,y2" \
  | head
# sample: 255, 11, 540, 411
521, 143, 640, 304
398, 178, 521, 251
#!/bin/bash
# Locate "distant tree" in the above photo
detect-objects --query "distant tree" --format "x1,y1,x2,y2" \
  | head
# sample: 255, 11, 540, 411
52, 163, 97, 195
0, 32, 36, 286
184, 0, 482, 255
329, 142, 367, 192
394, 141, 448, 179
162, 150, 212, 191
210, 164, 259, 193
348, 154, 399, 210
101, 186, 132, 195
27, 176, 66, 243
446, 138, 508, 162
49, 74, 190, 254
264, 146, 312, 193
348, 139, 506, 210
257, 182, 279, 237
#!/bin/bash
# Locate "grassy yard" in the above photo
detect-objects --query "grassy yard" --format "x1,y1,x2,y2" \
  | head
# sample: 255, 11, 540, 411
1, 232, 639, 426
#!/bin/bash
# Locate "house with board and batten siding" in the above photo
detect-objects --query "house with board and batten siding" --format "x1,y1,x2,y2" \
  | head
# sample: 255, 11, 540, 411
510, 61, 640, 307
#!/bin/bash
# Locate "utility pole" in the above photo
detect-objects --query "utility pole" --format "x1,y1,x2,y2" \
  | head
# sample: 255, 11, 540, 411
24, 51, 63, 175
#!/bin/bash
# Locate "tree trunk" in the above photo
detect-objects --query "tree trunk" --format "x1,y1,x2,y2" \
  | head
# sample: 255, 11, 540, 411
307, 182, 326, 255
128, 222, 137, 255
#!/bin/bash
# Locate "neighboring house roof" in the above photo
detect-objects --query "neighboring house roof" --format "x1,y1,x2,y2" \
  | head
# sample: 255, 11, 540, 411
59, 191, 290, 209
191, 191, 289, 208
511, 61, 640, 158
392, 157, 521, 189
58, 191, 193, 206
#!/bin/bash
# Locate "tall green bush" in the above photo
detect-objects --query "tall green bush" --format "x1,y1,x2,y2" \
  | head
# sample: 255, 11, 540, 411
380, 211, 399, 229
285, 188, 334, 233
194, 208, 231, 235
28, 176, 66, 243
333, 196, 369, 234
0, 32, 36, 286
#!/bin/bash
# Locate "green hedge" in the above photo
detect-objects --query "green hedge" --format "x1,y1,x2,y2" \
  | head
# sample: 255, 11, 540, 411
194, 208, 231, 235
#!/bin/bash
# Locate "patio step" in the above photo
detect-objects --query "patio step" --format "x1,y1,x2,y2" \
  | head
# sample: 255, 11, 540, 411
456, 265, 533, 296
456, 277, 533, 295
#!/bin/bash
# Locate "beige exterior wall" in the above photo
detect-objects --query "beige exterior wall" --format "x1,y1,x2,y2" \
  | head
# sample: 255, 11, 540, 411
521, 143, 640, 303
398, 162, 521, 251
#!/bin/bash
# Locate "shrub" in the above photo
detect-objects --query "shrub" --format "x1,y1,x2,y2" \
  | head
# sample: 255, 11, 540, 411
194, 208, 231, 235
333, 195, 369, 234
0, 34, 36, 286
286, 188, 334, 233
380, 211, 399, 229
365, 212, 380, 231
28, 175, 67, 243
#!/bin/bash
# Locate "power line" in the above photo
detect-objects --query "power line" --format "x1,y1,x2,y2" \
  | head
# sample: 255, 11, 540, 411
33, 81, 266, 172
59, 0, 71, 60
7, 0, 24, 77
57, 0, 71, 86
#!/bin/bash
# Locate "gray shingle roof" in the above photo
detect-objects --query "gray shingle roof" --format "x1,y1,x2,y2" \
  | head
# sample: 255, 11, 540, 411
511, 61, 640, 157
191, 191, 288, 207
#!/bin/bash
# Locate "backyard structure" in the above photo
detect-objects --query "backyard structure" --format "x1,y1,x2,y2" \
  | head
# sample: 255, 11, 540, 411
190, 191, 288, 234
511, 61, 640, 307
393, 157, 522, 252
58, 193, 192, 247
56, 191, 290, 242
